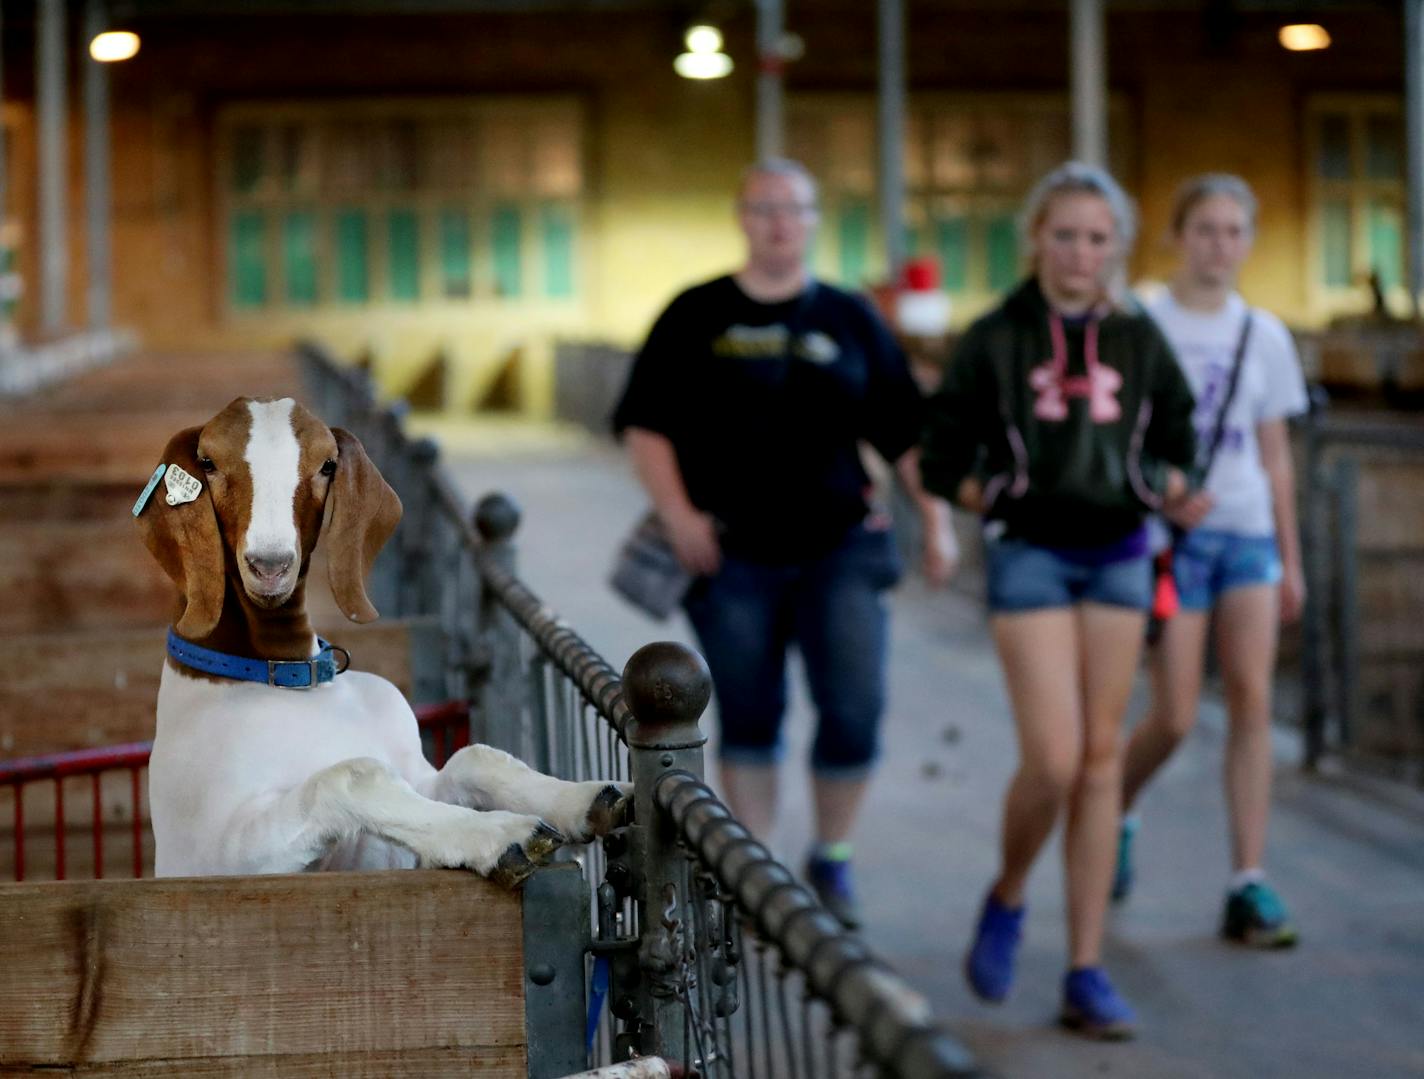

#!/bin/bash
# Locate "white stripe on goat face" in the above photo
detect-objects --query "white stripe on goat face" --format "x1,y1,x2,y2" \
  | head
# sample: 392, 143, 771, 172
242, 399, 301, 575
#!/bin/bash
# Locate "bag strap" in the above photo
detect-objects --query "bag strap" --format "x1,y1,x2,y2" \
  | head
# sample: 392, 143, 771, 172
1195, 310, 1254, 485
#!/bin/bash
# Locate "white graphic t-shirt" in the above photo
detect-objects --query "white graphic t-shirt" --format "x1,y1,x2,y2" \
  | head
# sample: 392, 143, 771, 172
1146, 291, 1308, 536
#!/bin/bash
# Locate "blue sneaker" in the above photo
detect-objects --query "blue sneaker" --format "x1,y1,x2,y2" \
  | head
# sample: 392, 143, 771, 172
964, 892, 1024, 1003
804, 853, 862, 930
1060, 966, 1138, 1040
1111, 818, 1137, 902
1222, 880, 1298, 949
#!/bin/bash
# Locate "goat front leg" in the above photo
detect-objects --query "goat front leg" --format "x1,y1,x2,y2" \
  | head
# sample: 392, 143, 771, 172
425, 744, 632, 843
225, 757, 564, 887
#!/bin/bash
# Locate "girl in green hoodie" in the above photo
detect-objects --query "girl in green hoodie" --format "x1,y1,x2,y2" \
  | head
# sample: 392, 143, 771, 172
921, 162, 1198, 1040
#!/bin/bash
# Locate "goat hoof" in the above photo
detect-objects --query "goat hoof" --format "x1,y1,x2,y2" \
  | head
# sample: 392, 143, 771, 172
488, 821, 564, 889
585, 783, 633, 837
526, 819, 565, 860
490, 842, 538, 889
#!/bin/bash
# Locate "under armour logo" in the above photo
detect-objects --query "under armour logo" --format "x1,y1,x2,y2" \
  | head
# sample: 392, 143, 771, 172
1032, 313, 1123, 424
1030, 360, 1122, 423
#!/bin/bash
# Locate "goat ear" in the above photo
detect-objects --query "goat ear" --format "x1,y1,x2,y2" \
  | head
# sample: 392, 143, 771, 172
135, 426, 226, 639
323, 427, 402, 623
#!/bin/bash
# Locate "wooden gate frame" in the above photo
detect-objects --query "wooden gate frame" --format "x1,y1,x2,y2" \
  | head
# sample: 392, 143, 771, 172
0, 863, 588, 1077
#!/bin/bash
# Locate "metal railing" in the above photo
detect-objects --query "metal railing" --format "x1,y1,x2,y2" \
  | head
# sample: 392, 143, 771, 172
1300, 388, 1424, 786
300, 342, 979, 1077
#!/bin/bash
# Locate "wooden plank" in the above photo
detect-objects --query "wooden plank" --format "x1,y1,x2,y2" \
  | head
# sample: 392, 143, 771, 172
0, 480, 140, 521
0, 619, 434, 756
0, 350, 307, 486
0, 351, 303, 420
0, 520, 173, 635
0, 414, 211, 486
16, 1046, 526, 1077
0, 870, 528, 1069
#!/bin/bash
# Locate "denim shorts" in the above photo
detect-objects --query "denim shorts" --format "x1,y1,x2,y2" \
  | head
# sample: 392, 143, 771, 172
985, 537, 1153, 613
1172, 529, 1281, 611
683, 522, 901, 778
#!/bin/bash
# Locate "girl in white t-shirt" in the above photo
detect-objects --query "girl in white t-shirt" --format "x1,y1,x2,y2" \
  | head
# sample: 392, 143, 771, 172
1115, 175, 1308, 948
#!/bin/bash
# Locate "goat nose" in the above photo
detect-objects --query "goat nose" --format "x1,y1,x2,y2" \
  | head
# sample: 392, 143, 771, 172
245, 553, 293, 579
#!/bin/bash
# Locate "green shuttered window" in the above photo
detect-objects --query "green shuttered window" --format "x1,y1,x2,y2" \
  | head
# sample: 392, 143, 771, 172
439, 209, 472, 299
985, 215, 1018, 292
221, 106, 583, 313
336, 210, 369, 303
541, 204, 575, 299
935, 217, 969, 292
492, 205, 523, 298
230, 212, 267, 308
387, 210, 421, 302
282, 212, 317, 306
838, 200, 870, 288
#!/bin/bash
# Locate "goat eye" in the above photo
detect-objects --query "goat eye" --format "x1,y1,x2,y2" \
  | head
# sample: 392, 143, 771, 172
197, 456, 216, 473
320, 459, 337, 477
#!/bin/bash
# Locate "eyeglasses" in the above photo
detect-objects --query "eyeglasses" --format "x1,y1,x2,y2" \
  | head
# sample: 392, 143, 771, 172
740, 201, 819, 219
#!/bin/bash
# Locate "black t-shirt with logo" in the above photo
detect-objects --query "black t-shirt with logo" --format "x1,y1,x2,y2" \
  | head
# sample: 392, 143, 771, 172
612, 275, 924, 563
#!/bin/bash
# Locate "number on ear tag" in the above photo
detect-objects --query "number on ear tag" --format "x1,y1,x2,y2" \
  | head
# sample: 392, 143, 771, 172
164, 464, 203, 506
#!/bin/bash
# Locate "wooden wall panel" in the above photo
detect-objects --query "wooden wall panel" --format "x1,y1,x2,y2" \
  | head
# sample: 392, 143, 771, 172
0, 871, 527, 1074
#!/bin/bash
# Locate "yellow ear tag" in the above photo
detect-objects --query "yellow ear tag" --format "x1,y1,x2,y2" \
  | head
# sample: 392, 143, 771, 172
164, 464, 203, 506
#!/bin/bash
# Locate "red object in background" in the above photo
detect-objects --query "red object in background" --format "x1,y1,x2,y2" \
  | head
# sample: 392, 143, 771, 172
901, 257, 941, 292
894, 256, 951, 337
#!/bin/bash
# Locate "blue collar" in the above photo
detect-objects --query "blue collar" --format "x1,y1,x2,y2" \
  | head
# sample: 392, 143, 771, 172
166, 628, 349, 689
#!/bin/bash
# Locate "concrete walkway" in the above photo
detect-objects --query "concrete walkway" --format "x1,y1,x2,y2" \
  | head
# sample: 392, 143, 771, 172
429, 420, 1424, 1079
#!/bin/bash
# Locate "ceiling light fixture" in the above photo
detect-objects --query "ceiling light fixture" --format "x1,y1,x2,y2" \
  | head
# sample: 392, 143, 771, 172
675, 23, 733, 80
1278, 24, 1331, 52
90, 30, 141, 62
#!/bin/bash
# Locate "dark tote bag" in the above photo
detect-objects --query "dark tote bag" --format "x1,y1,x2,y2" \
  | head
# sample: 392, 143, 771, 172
1147, 311, 1254, 645
608, 511, 691, 621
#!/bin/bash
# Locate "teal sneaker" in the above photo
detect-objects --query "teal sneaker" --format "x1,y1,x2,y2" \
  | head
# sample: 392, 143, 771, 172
1111, 818, 1136, 902
1060, 966, 1138, 1040
1222, 880, 1298, 949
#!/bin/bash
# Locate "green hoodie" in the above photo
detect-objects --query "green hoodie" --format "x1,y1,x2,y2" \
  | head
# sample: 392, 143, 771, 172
921, 278, 1197, 548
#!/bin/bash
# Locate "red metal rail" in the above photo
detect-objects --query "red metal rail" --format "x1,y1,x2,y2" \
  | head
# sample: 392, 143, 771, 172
1, 700, 470, 883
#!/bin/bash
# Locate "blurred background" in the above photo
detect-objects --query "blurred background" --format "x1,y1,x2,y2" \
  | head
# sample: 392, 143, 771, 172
0, 1, 1422, 411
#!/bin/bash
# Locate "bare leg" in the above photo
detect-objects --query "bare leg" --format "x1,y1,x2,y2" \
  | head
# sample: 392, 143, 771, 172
1121, 611, 1211, 811
719, 762, 779, 842
1065, 603, 1145, 968
989, 609, 1082, 907
1214, 584, 1280, 872
812, 775, 870, 845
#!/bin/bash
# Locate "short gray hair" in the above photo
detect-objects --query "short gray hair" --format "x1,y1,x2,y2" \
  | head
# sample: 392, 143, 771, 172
1020, 160, 1137, 258
738, 157, 820, 204
1170, 173, 1258, 234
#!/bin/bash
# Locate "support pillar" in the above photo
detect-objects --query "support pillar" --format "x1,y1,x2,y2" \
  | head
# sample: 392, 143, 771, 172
37, 0, 67, 335
1070, 0, 1107, 168
85, 0, 111, 329
755, 0, 784, 161
878, 0, 906, 280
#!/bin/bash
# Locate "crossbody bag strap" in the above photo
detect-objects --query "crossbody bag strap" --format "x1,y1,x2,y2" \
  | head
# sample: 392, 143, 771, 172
1195, 310, 1254, 485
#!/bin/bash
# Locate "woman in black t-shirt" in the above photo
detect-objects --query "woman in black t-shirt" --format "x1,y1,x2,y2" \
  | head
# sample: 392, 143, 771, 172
613, 158, 956, 931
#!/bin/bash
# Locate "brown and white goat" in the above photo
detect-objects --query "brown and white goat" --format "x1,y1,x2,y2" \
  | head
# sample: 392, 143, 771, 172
135, 396, 626, 883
